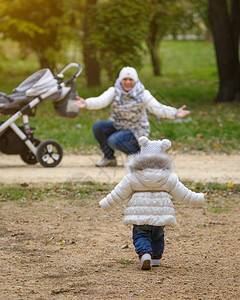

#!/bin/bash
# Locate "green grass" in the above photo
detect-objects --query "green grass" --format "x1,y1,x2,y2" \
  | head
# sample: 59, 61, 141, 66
1, 182, 239, 215
209, 207, 230, 214
0, 39, 239, 154
0, 182, 113, 205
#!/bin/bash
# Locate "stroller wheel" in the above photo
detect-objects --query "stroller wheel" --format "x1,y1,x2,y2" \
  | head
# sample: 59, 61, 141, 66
20, 138, 41, 165
36, 139, 63, 167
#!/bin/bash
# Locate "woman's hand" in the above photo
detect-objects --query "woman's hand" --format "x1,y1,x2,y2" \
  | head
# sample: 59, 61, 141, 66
175, 105, 190, 118
74, 96, 87, 109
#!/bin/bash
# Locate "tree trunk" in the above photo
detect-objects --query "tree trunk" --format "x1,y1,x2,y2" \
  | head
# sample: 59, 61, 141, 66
208, 0, 240, 103
146, 16, 163, 76
148, 43, 161, 76
82, 0, 101, 87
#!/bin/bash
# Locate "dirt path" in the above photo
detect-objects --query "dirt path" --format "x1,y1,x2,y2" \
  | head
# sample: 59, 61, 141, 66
0, 154, 239, 299
0, 153, 240, 184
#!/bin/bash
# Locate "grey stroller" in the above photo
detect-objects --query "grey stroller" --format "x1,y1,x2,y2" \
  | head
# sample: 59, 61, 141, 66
0, 63, 82, 167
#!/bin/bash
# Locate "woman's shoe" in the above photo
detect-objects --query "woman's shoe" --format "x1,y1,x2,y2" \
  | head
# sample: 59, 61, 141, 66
95, 157, 117, 167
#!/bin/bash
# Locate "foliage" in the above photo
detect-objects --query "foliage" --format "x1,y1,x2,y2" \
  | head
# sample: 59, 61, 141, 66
189, 0, 209, 30
0, 0, 212, 79
88, 0, 151, 79
147, 0, 198, 38
145, 0, 208, 76
0, 0, 70, 69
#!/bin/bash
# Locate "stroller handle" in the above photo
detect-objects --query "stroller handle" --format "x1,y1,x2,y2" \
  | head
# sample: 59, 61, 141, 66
56, 63, 82, 86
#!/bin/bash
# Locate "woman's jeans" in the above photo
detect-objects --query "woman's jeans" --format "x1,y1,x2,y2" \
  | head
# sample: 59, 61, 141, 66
92, 121, 140, 159
132, 224, 165, 259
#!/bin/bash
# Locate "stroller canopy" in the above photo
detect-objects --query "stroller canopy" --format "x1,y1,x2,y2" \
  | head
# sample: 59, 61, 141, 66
0, 63, 81, 118
0, 68, 71, 115
14, 68, 58, 96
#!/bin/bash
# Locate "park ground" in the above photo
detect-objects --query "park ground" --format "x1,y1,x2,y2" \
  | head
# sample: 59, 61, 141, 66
0, 153, 239, 299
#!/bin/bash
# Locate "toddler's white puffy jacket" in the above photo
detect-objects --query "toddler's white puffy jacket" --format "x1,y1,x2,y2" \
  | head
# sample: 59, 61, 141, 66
99, 153, 204, 226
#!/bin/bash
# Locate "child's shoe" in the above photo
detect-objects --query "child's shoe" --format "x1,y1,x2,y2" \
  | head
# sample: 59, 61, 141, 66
151, 259, 160, 267
140, 253, 152, 270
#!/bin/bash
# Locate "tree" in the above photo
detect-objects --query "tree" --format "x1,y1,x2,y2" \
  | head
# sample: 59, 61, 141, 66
146, 0, 196, 76
0, 0, 68, 69
88, 0, 151, 80
208, 0, 240, 103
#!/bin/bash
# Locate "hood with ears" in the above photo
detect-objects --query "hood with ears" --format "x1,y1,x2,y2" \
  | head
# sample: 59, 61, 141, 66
126, 153, 174, 173
125, 153, 175, 188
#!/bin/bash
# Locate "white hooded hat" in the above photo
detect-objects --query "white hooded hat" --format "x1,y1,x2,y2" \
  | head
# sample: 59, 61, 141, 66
119, 67, 138, 82
138, 136, 171, 155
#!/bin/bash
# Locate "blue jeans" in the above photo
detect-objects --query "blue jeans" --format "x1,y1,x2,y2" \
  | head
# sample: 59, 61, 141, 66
132, 224, 165, 259
92, 121, 140, 159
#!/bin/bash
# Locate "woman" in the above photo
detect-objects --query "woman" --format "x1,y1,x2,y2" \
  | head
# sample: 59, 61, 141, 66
74, 67, 190, 167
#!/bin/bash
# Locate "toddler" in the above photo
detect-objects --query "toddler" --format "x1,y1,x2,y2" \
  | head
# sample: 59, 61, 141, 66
99, 136, 204, 270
